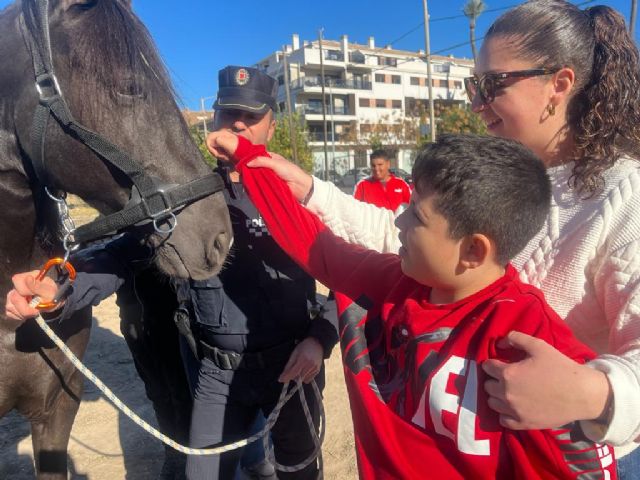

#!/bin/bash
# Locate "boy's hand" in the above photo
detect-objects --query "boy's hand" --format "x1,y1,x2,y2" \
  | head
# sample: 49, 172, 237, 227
205, 131, 239, 162
279, 337, 323, 384
5, 271, 61, 321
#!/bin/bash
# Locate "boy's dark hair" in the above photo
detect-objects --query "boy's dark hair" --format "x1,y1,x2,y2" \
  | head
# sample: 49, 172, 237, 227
370, 149, 390, 163
412, 134, 550, 265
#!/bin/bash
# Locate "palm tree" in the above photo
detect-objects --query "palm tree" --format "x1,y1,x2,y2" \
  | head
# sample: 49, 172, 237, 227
463, 0, 486, 63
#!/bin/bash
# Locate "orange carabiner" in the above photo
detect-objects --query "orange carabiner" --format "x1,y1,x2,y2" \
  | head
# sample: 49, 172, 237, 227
33, 258, 76, 310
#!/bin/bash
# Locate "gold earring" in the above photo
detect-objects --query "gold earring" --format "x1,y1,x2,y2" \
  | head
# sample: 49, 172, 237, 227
547, 104, 556, 116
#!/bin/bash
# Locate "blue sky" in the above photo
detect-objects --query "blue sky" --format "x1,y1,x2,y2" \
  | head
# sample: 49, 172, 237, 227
2, 0, 638, 110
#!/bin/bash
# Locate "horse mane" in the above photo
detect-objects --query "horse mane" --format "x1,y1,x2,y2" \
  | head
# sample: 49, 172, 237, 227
22, 0, 178, 115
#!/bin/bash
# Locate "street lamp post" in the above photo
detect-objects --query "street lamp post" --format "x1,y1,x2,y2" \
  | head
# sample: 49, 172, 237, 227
200, 95, 217, 137
422, 0, 436, 143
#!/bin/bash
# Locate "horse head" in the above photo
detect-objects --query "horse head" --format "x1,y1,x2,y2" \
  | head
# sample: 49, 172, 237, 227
5, 0, 231, 280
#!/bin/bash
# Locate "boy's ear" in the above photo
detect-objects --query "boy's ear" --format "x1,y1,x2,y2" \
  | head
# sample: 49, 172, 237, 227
459, 233, 492, 268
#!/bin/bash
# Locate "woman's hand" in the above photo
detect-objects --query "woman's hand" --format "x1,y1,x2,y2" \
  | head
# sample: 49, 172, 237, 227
247, 153, 314, 203
482, 331, 612, 429
5, 270, 60, 321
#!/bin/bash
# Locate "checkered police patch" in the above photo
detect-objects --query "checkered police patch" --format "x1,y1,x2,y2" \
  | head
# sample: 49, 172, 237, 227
246, 217, 270, 237
234, 68, 250, 86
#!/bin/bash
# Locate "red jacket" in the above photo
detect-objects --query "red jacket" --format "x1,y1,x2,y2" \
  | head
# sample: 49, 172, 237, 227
233, 137, 617, 480
354, 175, 411, 211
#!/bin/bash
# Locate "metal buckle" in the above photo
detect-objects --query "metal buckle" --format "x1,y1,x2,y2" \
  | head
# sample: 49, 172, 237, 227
140, 188, 178, 234
141, 188, 173, 220
35, 72, 63, 101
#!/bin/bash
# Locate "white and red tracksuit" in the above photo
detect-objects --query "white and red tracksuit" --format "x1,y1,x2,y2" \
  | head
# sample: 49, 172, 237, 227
354, 175, 411, 211
232, 137, 617, 480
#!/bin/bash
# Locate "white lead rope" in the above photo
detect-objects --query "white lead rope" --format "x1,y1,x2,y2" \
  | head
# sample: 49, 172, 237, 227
31, 304, 324, 471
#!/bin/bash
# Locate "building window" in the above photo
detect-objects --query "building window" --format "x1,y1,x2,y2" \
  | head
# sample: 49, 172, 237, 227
454, 80, 462, 89
377, 56, 398, 67
279, 102, 286, 112
433, 64, 449, 73
359, 98, 372, 108
376, 99, 386, 108
277, 75, 284, 86
325, 50, 344, 61
392, 99, 402, 109
391, 75, 401, 85
410, 77, 420, 86
375, 73, 385, 83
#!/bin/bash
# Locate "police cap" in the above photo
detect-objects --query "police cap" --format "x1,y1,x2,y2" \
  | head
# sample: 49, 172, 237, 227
213, 66, 278, 114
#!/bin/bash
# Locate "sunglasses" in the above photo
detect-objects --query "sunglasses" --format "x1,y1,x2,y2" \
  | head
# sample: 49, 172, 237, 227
463, 68, 560, 105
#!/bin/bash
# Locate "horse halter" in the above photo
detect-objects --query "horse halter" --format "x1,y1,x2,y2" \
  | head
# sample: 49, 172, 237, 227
22, 0, 225, 255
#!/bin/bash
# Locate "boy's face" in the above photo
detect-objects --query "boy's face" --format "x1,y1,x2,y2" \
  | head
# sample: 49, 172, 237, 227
394, 191, 464, 290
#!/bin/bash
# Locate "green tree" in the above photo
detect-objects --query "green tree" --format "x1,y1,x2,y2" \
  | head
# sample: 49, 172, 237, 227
463, 0, 486, 63
189, 125, 216, 167
268, 113, 313, 172
436, 105, 488, 135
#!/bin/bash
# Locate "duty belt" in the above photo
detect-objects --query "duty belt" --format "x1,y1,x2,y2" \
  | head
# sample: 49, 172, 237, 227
200, 340, 296, 371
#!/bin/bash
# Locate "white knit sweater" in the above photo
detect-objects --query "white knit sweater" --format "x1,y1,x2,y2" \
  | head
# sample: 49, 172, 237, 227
307, 158, 640, 457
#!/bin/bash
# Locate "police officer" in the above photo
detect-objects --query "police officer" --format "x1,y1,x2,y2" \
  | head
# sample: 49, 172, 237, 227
5, 66, 337, 480
181, 66, 337, 480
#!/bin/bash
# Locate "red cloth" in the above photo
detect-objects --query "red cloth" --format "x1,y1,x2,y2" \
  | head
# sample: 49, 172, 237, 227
354, 175, 411, 211
233, 136, 617, 480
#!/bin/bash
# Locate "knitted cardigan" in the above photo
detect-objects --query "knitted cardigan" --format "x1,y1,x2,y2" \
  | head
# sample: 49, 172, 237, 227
307, 158, 640, 457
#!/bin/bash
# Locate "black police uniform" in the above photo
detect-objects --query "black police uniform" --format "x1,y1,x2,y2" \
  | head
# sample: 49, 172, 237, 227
182, 167, 337, 480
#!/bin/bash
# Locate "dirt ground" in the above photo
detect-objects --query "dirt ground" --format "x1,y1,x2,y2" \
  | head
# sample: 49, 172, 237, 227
0, 199, 358, 480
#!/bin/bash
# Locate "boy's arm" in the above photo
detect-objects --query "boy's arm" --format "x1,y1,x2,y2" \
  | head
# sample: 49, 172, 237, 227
224, 134, 402, 302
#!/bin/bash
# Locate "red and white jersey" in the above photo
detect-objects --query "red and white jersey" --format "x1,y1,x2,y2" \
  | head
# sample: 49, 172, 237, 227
232, 136, 617, 480
354, 175, 411, 212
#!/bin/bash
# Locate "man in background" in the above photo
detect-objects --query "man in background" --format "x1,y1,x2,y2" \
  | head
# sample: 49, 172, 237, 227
354, 149, 411, 212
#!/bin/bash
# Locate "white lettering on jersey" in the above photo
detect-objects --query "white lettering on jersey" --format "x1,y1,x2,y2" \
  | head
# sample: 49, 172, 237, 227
412, 355, 490, 456
597, 444, 613, 479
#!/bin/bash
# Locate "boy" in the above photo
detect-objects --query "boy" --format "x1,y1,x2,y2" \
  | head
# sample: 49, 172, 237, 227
206, 131, 617, 479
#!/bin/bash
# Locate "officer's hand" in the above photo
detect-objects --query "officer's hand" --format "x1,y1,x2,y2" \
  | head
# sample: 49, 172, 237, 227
206, 131, 239, 161
279, 337, 323, 384
248, 153, 313, 203
5, 270, 61, 321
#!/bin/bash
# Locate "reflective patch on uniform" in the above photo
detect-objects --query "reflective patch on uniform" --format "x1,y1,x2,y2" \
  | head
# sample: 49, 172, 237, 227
246, 217, 270, 237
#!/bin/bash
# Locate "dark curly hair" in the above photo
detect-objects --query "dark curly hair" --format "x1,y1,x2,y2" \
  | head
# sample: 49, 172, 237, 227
486, 0, 640, 195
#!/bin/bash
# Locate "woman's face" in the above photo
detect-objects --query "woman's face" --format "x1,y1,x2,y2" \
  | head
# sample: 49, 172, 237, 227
472, 37, 560, 161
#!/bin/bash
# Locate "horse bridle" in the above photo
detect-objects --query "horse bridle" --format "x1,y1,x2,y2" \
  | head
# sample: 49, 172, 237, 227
21, 0, 225, 255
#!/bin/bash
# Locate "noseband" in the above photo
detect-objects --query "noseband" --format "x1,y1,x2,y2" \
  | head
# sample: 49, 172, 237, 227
22, 0, 224, 254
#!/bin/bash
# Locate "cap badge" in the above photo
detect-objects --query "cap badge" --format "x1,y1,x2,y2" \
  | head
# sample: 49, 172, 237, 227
234, 68, 250, 86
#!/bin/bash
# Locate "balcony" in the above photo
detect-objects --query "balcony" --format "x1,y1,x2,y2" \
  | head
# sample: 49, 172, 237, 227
307, 131, 348, 143
291, 77, 372, 91
301, 104, 352, 115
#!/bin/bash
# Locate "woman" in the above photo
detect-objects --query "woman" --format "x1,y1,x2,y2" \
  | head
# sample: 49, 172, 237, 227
250, 1, 640, 476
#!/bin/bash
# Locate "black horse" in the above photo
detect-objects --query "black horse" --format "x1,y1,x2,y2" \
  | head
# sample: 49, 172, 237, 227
0, 0, 232, 478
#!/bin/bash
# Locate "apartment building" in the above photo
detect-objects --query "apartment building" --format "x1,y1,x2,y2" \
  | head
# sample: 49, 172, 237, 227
254, 34, 474, 174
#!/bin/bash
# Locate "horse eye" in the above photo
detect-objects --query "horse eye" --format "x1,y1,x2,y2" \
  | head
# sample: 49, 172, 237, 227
117, 82, 146, 100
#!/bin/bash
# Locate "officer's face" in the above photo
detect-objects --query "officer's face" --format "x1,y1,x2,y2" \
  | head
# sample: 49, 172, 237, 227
213, 109, 276, 146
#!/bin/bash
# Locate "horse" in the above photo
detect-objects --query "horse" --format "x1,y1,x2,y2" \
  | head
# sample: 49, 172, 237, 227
0, 0, 232, 478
